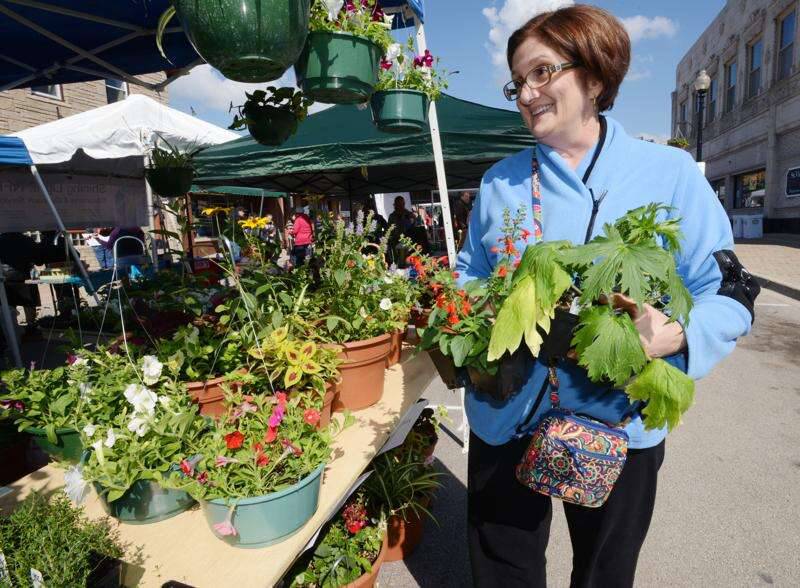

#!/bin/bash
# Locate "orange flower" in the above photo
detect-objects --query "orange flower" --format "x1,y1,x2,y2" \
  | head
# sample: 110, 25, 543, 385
452, 271, 460, 279
521, 229, 531, 242
447, 313, 460, 325
436, 294, 447, 308
490, 246, 499, 254
461, 300, 472, 314
498, 265, 508, 278
446, 301, 457, 314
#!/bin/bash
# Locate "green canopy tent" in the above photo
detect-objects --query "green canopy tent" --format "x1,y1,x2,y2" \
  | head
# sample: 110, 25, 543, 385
192, 92, 534, 207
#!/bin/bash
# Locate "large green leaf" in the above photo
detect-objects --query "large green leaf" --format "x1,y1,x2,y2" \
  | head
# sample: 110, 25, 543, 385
625, 358, 694, 431
488, 275, 538, 361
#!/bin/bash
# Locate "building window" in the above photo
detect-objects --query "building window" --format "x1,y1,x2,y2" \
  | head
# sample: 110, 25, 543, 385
706, 77, 717, 124
710, 179, 726, 208
733, 169, 765, 208
31, 84, 62, 99
778, 11, 795, 81
105, 78, 128, 103
747, 39, 762, 98
679, 100, 687, 124
724, 61, 737, 113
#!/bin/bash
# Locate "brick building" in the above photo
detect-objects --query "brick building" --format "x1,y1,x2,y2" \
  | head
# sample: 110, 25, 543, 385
672, 0, 800, 233
0, 73, 168, 134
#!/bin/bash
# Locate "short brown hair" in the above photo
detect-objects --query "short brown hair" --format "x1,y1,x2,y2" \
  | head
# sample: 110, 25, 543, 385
506, 5, 630, 112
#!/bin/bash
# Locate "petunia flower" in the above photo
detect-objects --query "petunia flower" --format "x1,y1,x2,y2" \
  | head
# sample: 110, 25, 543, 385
213, 505, 238, 537
104, 428, 117, 449
264, 426, 278, 444
280, 438, 303, 457
323, 0, 344, 20
180, 459, 194, 476
385, 43, 402, 62
64, 465, 89, 505
304, 409, 321, 427
197, 471, 209, 485
224, 431, 245, 450
380, 58, 393, 71
141, 356, 163, 385
215, 455, 239, 467
379, 298, 392, 311
82, 423, 97, 437
127, 415, 150, 437
78, 383, 92, 401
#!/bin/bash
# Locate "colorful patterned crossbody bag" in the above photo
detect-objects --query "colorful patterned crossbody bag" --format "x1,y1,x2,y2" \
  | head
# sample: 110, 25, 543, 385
515, 366, 629, 508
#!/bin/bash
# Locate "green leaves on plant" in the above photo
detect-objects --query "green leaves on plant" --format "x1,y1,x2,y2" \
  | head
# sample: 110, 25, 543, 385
625, 358, 694, 431
571, 305, 648, 388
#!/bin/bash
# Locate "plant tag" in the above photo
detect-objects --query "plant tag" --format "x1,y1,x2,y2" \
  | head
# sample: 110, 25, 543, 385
0, 552, 9, 583
30, 568, 44, 588
569, 297, 581, 315
377, 398, 427, 456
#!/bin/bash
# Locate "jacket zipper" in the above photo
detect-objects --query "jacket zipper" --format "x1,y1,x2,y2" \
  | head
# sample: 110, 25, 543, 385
583, 188, 608, 244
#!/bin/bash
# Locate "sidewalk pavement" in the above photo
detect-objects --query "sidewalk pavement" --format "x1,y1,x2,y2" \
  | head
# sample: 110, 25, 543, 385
734, 233, 800, 300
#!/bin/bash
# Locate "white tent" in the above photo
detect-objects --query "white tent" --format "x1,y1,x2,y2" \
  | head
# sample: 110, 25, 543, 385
0, 95, 237, 367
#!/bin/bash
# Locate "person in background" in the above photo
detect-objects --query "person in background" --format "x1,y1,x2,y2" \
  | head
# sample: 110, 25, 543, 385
0, 232, 45, 339
362, 200, 388, 242
85, 228, 111, 269
452, 190, 474, 249
289, 208, 314, 267
98, 227, 146, 270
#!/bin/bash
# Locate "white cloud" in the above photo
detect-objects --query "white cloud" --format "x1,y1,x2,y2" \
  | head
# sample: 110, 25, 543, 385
621, 15, 679, 43
636, 132, 668, 144
627, 53, 655, 82
482, 0, 574, 70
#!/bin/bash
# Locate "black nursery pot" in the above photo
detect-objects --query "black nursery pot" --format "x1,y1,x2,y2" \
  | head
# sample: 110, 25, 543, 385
87, 552, 124, 588
537, 308, 580, 364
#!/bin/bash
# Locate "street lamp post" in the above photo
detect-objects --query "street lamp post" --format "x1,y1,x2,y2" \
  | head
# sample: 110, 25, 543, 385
694, 69, 711, 162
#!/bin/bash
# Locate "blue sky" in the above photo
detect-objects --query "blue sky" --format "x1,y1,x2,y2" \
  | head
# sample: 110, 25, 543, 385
169, 0, 726, 140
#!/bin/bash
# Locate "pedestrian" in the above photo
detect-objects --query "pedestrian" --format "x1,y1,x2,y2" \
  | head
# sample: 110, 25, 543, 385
289, 207, 314, 267
455, 6, 758, 588
452, 190, 473, 249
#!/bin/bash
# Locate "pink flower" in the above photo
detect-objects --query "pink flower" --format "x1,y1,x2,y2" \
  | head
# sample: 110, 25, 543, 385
179, 459, 194, 476
197, 471, 209, 485
281, 438, 303, 457
66, 353, 78, 365
380, 58, 393, 70
230, 400, 258, 422
268, 403, 286, 428
304, 409, 321, 427
276, 392, 288, 406
214, 455, 238, 467
413, 49, 434, 68
213, 520, 237, 536
265, 426, 278, 444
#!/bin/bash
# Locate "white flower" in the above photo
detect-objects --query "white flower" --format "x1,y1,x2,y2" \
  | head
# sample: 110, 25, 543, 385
380, 298, 393, 311
78, 382, 92, 401
383, 275, 394, 284
141, 355, 163, 385
124, 384, 158, 416
104, 428, 117, 448
91, 439, 105, 465
82, 423, 97, 437
159, 396, 171, 408
356, 101, 370, 111
127, 415, 150, 437
71, 357, 87, 366
359, 307, 368, 319
322, 0, 344, 20
64, 465, 89, 505
386, 43, 402, 61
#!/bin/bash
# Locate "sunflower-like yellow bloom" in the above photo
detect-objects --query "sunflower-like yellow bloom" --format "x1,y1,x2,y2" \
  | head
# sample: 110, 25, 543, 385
201, 206, 232, 216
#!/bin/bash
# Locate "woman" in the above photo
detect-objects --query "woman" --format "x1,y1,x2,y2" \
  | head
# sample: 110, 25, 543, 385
456, 6, 757, 587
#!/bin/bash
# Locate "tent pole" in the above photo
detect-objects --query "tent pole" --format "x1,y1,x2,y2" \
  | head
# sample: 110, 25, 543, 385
414, 20, 457, 267
29, 165, 100, 305
143, 157, 158, 266
0, 264, 23, 368
184, 193, 195, 271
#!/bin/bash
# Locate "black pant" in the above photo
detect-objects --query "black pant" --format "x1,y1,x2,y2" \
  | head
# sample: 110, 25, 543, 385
291, 244, 310, 267
467, 432, 665, 588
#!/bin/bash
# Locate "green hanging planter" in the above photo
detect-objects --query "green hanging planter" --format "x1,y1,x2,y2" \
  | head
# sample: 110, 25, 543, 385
370, 90, 430, 134
145, 167, 194, 198
26, 426, 83, 463
96, 479, 196, 524
173, 0, 311, 83
246, 108, 299, 146
295, 32, 382, 104
202, 464, 324, 548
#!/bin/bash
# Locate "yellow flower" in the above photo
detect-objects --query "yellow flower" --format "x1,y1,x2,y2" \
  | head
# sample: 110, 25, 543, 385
238, 218, 259, 229
201, 206, 232, 217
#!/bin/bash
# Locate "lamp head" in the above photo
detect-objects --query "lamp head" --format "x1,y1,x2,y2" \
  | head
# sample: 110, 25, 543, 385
694, 69, 711, 93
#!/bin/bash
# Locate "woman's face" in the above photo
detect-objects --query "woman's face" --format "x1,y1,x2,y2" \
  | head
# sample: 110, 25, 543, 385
510, 36, 600, 144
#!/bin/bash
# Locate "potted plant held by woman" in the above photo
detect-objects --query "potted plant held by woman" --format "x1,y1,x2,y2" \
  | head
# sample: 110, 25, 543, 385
296, 0, 394, 104
165, 388, 341, 548
371, 38, 450, 133
157, 0, 311, 83
229, 87, 314, 146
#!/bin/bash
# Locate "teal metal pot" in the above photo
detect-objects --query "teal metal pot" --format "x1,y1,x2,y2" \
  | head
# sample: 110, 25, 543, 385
96, 479, 196, 524
202, 464, 325, 548
295, 32, 382, 104
145, 167, 194, 198
370, 90, 430, 133
174, 0, 310, 83
26, 426, 82, 463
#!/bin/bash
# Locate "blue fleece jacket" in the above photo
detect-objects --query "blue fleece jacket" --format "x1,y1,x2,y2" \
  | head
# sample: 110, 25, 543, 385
455, 116, 753, 449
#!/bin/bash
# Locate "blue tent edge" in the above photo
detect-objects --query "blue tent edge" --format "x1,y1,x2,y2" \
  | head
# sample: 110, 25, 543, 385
0, 136, 33, 167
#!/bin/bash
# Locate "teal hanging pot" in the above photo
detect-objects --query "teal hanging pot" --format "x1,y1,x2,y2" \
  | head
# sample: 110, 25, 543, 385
96, 479, 196, 524
370, 90, 430, 133
202, 464, 325, 548
174, 0, 311, 83
295, 32, 382, 104
145, 167, 194, 198
246, 107, 299, 146
26, 426, 83, 463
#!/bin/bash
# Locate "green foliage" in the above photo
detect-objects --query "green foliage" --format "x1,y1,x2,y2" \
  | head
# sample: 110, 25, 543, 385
375, 37, 450, 101
625, 358, 695, 431
228, 86, 313, 133
1, 365, 78, 439
571, 305, 648, 387
0, 492, 123, 587
309, 0, 394, 52
147, 133, 198, 169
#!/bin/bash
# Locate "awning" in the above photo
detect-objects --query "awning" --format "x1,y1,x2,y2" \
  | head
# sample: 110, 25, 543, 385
0, 136, 33, 167
191, 185, 286, 199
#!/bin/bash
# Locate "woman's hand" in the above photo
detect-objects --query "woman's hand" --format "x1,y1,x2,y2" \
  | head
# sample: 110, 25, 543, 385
611, 293, 687, 358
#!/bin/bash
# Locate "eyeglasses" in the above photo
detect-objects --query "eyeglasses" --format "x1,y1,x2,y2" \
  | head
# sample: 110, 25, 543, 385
503, 62, 581, 101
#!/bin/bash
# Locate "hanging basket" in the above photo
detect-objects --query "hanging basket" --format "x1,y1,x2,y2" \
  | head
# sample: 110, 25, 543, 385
26, 426, 83, 463
370, 90, 430, 134
145, 167, 194, 198
246, 108, 299, 146
295, 32, 382, 104
173, 0, 310, 83
96, 479, 195, 524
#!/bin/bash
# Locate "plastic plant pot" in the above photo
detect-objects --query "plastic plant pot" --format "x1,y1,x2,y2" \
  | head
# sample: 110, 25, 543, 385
328, 333, 392, 411
370, 90, 430, 134
145, 167, 194, 198
246, 108, 299, 146
96, 479, 196, 524
26, 426, 83, 463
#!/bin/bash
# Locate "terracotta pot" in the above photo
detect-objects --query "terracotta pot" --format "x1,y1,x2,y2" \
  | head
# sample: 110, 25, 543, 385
386, 329, 404, 367
318, 381, 337, 429
344, 533, 389, 588
186, 372, 245, 418
329, 333, 392, 411
385, 499, 431, 562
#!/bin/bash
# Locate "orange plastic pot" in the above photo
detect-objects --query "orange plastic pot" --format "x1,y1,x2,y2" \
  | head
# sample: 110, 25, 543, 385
386, 329, 404, 367
329, 333, 392, 411
318, 381, 337, 429
385, 503, 429, 562
343, 533, 388, 588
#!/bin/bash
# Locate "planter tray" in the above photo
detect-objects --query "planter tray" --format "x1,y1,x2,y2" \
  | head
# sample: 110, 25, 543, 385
0, 349, 437, 588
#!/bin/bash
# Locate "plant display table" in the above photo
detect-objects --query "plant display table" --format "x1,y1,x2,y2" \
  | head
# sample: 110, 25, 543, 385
0, 348, 436, 588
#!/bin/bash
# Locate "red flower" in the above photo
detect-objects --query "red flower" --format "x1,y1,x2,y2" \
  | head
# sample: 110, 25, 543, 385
180, 459, 194, 476
380, 58, 393, 70
304, 409, 321, 427
436, 294, 447, 309
437, 255, 449, 265
347, 520, 366, 534
225, 431, 244, 450
346, 259, 356, 268
343, 501, 368, 535
448, 314, 460, 326
264, 426, 278, 443
276, 392, 288, 406
413, 49, 434, 68
490, 246, 500, 254
497, 265, 508, 278
521, 229, 531, 242
430, 282, 442, 294
252, 444, 270, 467
452, 271, 460, 279
461, 301, 472, 314
446, 301, 457, 315
197, 471, 209, 485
